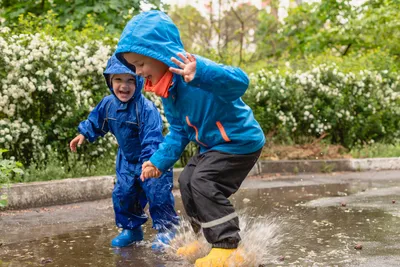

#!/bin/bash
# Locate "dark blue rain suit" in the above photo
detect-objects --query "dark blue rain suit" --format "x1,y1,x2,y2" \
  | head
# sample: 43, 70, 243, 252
78, 55, 179, 231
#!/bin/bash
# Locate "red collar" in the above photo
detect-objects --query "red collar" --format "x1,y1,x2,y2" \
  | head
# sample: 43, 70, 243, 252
144, 71, 173, 98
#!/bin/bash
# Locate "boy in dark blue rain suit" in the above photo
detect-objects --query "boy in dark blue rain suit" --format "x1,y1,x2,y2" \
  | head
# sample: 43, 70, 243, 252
114, 10, 265, 267
69, 55, 179, 249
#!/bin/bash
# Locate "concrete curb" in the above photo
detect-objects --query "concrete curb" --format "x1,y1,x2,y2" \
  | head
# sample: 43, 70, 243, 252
1, 157, 399, 210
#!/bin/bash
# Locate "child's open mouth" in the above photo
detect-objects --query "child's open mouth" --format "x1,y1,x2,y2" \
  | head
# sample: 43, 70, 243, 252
119, 91, 130, 96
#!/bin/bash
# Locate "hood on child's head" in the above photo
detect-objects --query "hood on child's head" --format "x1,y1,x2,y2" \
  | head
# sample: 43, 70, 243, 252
115, 10, 186, 71
103, 54, 143, 102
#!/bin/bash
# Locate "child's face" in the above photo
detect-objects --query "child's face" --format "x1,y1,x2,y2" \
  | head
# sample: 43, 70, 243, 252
124, 53, 169, 85
112, 74, 136, 102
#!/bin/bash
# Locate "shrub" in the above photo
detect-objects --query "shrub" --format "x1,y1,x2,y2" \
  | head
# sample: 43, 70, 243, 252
245, 64, 400, 148
0, 149, 23, 207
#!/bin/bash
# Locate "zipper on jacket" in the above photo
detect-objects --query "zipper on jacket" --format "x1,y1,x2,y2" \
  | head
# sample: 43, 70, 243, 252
216, 121, 231, 142
185, 116, 208, 147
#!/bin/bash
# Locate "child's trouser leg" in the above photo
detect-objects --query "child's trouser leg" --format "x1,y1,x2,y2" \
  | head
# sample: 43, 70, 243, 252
140, 169, 179, 231
179, 155, 203, 234
113, 153, 148, 230
188, 149, 261, 249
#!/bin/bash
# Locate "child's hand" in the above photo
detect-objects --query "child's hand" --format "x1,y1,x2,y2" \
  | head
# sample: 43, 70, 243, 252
170, 52, 196, 83
140, 161, 162, 181
70, 134, 85, 152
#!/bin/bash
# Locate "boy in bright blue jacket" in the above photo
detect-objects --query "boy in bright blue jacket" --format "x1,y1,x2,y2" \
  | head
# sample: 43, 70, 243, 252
69, 54, 179, 249
115, 11, 265, 266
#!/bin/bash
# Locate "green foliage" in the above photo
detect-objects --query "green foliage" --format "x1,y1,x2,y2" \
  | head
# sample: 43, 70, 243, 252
168, 2, 261, 67
0, 149, 23, 183
350, 141, 400, 158
1, 0, 167, 33
0, 149, 24, 207
0, 11, 169, 175
7, 11, 118, 47
254, 10, 280, 59
169, 5, 212, 54
0, 18, 118, 166
20, 149, 115, 183
245, 65, 400, 148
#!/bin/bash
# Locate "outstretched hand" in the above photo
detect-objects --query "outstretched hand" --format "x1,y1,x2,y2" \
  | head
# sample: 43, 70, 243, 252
170, 52, 196, 83
70, 134, 85, 152
140, 161, 162, 181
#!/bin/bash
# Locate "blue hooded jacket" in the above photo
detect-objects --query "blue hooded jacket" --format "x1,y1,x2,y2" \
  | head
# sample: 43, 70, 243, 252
78, 54, 164, 167
116, 11, 265, 172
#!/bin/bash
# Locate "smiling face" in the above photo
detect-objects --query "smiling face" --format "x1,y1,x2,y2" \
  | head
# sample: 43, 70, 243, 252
123, 53, 169, 85
111, 74, 136, 102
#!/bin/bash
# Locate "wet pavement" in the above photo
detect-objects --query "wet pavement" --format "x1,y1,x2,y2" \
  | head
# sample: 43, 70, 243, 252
1, 170, 400, 266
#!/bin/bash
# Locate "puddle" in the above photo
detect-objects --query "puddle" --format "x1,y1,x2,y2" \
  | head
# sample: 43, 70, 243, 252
1, 172, 400, 266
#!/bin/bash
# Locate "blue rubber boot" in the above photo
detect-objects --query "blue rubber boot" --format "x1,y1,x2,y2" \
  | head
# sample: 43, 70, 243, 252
151, 230, 176, 251
111, 227, 144, 247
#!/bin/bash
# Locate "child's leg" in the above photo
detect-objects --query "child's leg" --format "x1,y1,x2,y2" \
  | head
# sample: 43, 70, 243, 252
140, 169, 179, 231
113, 152, 148, 230
178, 154, 203, 234
190, 149, 261, 249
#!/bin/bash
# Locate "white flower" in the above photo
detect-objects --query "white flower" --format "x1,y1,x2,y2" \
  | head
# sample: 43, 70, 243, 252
5, 134, 12, 141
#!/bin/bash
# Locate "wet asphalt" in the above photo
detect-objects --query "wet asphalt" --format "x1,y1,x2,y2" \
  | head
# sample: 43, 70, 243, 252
1, 170, 400, 266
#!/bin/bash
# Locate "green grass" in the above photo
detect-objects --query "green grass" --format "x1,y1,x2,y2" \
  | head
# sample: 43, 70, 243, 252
12, 154, 116, 184
350, 142, 400, 158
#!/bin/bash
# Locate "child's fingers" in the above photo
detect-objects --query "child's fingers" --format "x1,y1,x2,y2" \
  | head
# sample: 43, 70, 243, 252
142, 167, 152, 179
177, 52, 190, 64
148, 168, 156, 178
186, 53, 195, 62
169, 67, 184, 76
141, 170, 150, 180
142, 161, 153, 169
70, 140, 76, 152
171, 57, 185, 69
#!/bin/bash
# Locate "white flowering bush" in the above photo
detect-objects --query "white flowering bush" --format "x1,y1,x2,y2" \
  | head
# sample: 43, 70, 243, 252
0, 24, 169, 170
246, 64, 400, 147
0, 27, 112, 164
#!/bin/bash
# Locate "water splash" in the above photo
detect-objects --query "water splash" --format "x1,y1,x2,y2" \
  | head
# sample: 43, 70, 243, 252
164, 213, 282, 266
165, 219, 210, 263
234, 213, 282, 266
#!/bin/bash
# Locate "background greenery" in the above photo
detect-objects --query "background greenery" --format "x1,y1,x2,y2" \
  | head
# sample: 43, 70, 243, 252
0, 0, 399, 183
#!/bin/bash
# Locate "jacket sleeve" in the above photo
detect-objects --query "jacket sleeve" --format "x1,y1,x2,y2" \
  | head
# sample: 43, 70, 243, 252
138, 102, 164, 164
188, 55, 250, 102
78, 97, 110, 142
149, 111, 190, 172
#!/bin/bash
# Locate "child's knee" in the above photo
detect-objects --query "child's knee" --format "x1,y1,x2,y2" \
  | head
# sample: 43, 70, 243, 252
190, 177, 216, 198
